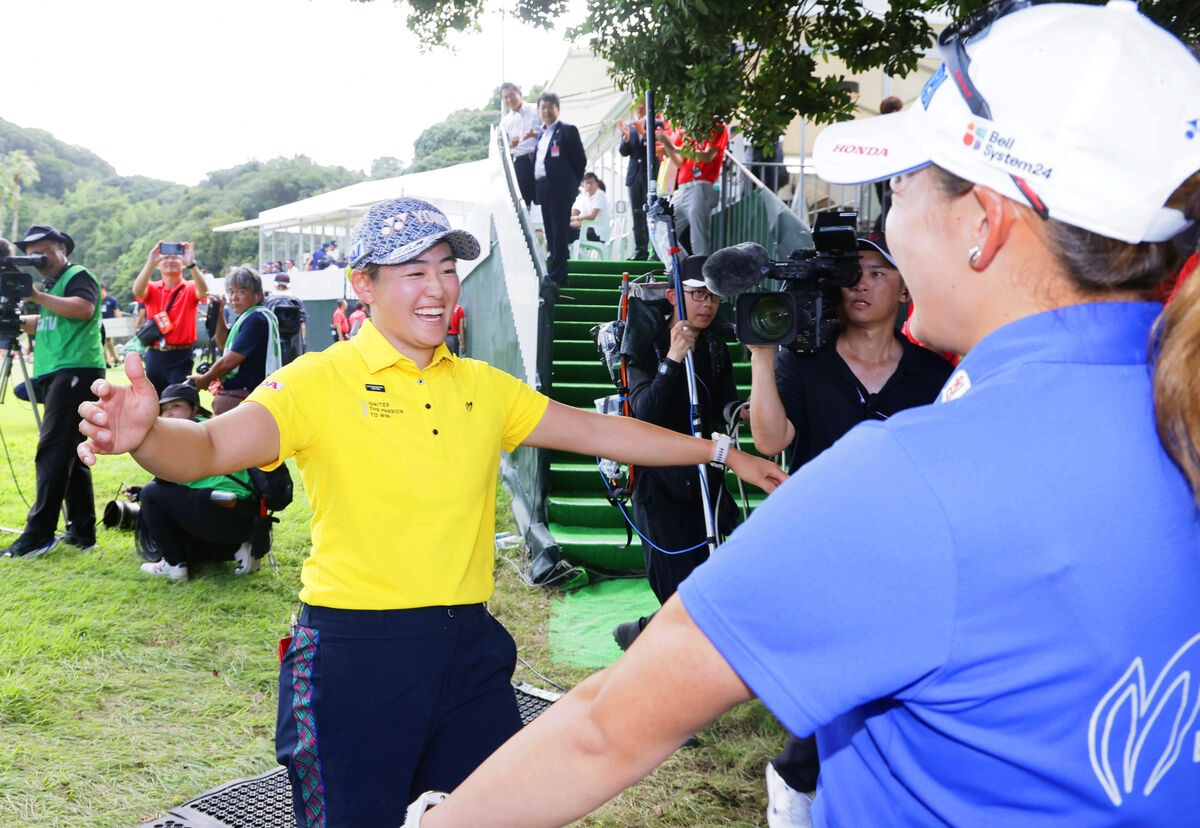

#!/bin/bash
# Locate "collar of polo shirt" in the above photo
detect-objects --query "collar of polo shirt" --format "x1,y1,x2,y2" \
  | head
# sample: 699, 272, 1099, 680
352, 318, 459, 374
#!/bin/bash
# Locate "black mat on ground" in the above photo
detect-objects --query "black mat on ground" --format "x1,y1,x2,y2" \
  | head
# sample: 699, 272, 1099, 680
134, 683, 560, 828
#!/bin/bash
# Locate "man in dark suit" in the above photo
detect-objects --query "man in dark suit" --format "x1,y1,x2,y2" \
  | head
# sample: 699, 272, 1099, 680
533, 92, 587, 286
618, 103, 664, 261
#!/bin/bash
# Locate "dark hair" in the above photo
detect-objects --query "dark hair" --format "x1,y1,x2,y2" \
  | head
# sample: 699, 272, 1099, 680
336, 298, 347, 308
582, 172, 605, 191
537, 91, 560, 108
225, 266, 263, 297
930, 163, 1200, 502
355, 301, 365, 311
880, 96, 903, 115
500, 82, 520, 95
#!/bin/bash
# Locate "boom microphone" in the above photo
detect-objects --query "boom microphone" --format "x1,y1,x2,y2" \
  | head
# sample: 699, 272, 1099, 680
701, 242, 775, 296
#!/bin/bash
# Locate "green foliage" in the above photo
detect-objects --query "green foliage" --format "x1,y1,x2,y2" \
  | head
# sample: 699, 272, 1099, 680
0, 114, 367, 303
370, 155, 407, 178
408, 97, 500, 173
373, 0, 1197, 151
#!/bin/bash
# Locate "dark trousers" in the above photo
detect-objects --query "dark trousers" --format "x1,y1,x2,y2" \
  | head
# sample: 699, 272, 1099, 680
277, 602, 522, 828
629, 174, 650, 259
135, 479, 256, 565
632, 498, 711, 606
24, 367, 105, 542
537, 177, 574, 285
144, 348, 194, 397
773, 734, 821, 792
567, 226, 601, 244
513, 153, 536, 207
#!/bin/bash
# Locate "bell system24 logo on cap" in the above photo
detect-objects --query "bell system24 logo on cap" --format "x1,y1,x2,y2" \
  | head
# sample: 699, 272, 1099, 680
963, 122, 988, 150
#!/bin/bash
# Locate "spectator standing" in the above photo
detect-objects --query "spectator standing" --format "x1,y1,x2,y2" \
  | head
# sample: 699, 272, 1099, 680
500, 82, 539, 207
568, 173, 609, 244
331, 298, 350, 342
100, 284, 123, 368
286, 259, 301, 279
533, 92, 587, 286
265, 274, 308, 365
618, 104, 664, 260
347, 301, 367, 336
3, 224, 106, 558
445, 303, 466, 356
657, 120, 729, 255
132, 241, 209, 395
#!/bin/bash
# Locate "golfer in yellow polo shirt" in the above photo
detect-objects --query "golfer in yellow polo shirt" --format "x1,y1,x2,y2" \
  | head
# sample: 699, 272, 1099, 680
78, 197, 786, 828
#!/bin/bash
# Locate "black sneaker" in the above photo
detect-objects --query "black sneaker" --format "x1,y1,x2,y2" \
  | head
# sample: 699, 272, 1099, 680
62, 531, 97, 551
2, 534, 62, 558
612, 620, 643, 652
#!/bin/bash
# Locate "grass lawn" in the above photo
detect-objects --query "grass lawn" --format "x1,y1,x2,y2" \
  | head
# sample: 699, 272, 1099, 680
0, 370, 785, 827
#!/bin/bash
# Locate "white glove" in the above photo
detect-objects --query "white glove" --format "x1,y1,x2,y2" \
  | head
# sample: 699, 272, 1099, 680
403, 790, 447, 826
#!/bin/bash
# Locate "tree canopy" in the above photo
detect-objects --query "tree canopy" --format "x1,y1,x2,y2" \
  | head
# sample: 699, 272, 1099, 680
366, 0, 1197, 150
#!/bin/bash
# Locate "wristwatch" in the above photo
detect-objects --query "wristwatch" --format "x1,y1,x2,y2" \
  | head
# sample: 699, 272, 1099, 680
657, 358, 680, 377
187, 263, 199, 270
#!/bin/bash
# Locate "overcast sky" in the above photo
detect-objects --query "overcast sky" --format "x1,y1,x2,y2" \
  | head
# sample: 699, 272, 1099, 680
6, 0, 586, 185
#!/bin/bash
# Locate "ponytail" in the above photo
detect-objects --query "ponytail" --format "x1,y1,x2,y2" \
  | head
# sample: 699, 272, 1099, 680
1153, 176, 1200, 502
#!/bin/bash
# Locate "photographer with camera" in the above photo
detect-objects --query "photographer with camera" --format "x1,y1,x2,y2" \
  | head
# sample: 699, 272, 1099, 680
613, 256, 742, 650
135, 383, 259, 582
3, 225, 105, 559
132, 240, 208, 395
746, 231, 952, 826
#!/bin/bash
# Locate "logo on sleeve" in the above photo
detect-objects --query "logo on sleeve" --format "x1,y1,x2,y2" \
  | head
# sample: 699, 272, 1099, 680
260, 380, 284, 392
940, 369, 971, 402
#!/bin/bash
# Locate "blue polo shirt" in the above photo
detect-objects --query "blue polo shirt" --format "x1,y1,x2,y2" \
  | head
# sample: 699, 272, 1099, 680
681, 301, 1200, 825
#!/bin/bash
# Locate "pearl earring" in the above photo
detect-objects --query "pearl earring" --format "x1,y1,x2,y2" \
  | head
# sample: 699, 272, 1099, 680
968, 245, 982, 267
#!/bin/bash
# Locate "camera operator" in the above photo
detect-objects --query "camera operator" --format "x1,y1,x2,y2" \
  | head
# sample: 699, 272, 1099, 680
136, 383, 259, 581
748, 231, 953, 826
3, 225, 105, 558
613, 257, 742, 650
132, 240, 208, 395
188, 267, 280, 415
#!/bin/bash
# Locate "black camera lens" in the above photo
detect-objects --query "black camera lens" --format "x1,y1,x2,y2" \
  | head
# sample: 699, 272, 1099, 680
747, 294, 793, 341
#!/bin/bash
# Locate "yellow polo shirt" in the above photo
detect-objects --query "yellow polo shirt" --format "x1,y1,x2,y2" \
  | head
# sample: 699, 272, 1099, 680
246, 321, 549, 610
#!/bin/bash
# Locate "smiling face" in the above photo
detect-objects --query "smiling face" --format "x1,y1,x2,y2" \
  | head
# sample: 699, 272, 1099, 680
501, 86, 524, 112
351, 241, 460, 367
538, 98, 559, 125
840, 250, 905, 329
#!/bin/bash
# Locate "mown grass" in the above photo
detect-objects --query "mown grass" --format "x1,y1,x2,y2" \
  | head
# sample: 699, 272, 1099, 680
0, 373, 784, 827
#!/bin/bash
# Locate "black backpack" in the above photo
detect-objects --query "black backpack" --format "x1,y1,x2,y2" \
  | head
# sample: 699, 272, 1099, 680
266, 296, 303, 339
247, 465, 294, 512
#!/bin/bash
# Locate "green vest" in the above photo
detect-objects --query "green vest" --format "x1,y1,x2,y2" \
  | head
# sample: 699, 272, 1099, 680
177, 418, 256, 498
33, 264, 106, 377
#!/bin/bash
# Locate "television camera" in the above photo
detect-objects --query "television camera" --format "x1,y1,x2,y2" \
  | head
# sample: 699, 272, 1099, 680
701, 210, 862, 352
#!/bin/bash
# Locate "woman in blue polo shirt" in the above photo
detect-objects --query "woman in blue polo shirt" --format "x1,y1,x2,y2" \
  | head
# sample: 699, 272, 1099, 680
408, 3, 1200, 826
77, 197, 785, 828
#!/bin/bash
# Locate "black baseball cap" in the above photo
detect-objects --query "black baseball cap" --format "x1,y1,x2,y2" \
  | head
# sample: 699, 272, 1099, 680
16, 224, 74, 256
159, 383, 211, 418
857, 231, 896, 268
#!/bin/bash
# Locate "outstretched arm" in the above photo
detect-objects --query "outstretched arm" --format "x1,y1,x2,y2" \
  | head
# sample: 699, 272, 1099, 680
78, 353, 279, 481
523, 400, 786, 493
421, 595, 753, 827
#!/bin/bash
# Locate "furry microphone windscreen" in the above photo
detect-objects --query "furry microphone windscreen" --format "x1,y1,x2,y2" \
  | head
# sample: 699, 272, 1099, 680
701, 242, 774, 296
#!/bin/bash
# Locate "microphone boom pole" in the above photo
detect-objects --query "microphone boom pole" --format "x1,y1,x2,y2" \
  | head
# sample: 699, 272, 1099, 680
644, 89, 717, 556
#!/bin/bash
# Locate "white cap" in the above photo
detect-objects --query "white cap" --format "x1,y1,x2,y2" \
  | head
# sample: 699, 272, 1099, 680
813, 1, 1200, 244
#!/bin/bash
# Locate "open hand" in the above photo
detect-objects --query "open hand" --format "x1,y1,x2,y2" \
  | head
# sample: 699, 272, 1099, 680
77, 353, 160, 465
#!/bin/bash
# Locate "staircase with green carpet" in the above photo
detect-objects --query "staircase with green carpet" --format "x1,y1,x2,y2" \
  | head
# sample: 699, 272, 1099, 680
545, 258, 767, 571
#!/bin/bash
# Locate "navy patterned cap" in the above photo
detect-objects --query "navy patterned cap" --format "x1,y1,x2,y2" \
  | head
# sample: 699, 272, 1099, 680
348, 197, 480, 269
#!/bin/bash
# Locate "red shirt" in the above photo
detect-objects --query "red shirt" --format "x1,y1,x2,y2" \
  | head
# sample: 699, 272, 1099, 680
332, 307, 349, 335
143, 279, 201, 345
447, 304, 465, 335
675, 122, 729, 186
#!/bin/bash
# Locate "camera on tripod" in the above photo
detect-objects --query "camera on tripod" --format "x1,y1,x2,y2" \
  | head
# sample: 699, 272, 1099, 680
702, 210, 862, 353
0, 254, 44, 344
